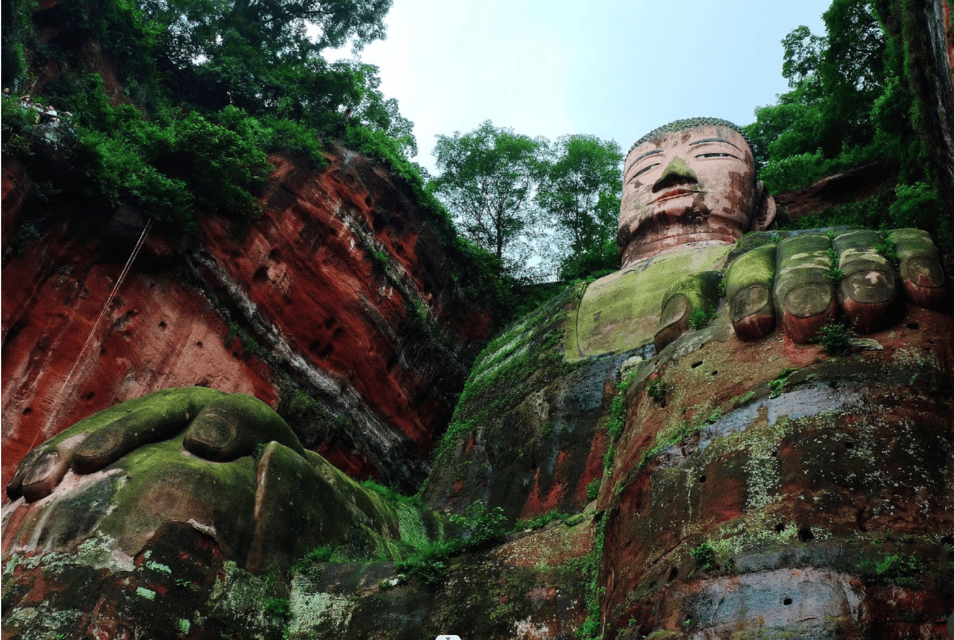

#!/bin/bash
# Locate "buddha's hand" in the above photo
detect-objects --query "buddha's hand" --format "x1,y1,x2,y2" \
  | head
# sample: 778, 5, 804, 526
5, 388, 404, 573
6, 387, 305, 503
654, 228, 946, 351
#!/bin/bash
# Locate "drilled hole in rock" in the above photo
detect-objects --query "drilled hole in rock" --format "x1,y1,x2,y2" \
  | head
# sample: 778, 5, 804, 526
783, 597, 793, 606
798, 527, 814, 542
711, 370, 718, 376
22, 407, 32, 416
668, 566, 678, 582
907, 322, 919, 330
158, 321, 167, 329
775, 522, 785, 533
386, 353, 399, 373
195, 341, 203, 348
844, 441, 854, 449
691, 361, 703, 369
698, 475, 707, 483
83, 392, 95, 401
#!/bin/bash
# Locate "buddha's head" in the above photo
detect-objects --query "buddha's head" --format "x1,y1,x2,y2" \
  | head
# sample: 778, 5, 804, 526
618, 118, 776, 265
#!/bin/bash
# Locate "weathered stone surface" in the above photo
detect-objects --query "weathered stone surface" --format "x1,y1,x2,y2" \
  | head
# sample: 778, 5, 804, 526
568, 245, 731, 360
424, 287, 615, 522
5, 223, 952, 638
1, 501, 593, 639
5, 80, 954, 640
597, 301, 954, 639
2, 145, 493, 494
424, 222, 953, 637
725, 243, 777, 339
618, 122, 775, 264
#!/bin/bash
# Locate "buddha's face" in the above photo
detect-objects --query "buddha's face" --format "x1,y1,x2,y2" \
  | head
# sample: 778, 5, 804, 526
618, 125, 774, 264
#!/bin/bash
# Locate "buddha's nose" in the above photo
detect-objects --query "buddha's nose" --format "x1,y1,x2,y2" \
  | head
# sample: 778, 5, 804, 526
652, 157, 699, 192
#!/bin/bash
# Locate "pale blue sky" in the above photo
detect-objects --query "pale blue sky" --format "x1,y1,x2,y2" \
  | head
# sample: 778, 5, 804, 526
344, 0, 833, 172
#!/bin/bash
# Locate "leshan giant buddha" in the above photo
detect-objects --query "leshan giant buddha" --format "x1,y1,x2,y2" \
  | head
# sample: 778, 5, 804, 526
2, 118, 951, 639
568, 118, 945, 360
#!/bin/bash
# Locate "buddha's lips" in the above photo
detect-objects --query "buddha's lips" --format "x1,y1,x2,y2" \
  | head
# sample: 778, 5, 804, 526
653, 187, 706, 204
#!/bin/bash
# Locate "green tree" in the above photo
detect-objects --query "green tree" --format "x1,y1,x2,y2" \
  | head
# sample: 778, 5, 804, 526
139, 0, 392, 119
780, 25, 826, 91
749, 0, 888, 170
745, 0, 952, 253
537, 135, 622, 280
430, 121, 547, 275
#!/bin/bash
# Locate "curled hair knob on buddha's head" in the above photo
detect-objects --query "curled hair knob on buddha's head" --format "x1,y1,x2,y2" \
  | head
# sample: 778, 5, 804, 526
618, 117, 776, 265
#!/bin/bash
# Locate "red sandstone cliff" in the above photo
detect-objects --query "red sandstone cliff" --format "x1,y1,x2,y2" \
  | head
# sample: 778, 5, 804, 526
1, 146, 493, 495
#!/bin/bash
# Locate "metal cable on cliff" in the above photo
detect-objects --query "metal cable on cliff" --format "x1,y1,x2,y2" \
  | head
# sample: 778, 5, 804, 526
29, 218, 154, 449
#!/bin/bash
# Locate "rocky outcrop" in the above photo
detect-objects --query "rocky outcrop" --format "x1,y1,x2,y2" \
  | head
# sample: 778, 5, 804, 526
1, 145, 493, 495
1, 507, 593, 640
4, 221, 952, 638
597, 302, 954, 638
423, 285, 616, 523
422, 234, 954, 639
773, 162, 895, 222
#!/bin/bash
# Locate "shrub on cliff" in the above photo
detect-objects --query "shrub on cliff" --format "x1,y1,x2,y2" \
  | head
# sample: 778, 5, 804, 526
65, 75, 269, 233
747, 0, 953, 256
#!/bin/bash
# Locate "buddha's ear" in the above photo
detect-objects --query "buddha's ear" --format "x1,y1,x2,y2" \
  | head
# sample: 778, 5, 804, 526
753, 180, 776, 231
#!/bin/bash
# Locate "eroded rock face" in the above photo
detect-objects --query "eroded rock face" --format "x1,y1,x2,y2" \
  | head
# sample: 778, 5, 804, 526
424, 230, 954, 639
598, 303, 954, 638
423, 287, 614, 523
1, 514, 593, 640
2, 146, 492, 494
5, 99, 954, 639
4, 222, 952, 638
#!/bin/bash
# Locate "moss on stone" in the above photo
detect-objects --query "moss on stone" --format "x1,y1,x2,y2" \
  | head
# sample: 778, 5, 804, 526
431, 285, 581, 467
97, 436, 258, 556
725, 244, 777, 299
45, 386, 227, 448
893, 227, 941, 260
571, 245, 731, 359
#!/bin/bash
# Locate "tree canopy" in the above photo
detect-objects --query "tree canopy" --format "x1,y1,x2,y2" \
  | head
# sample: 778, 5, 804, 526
430, 121, 548, 276
537, 135, 622, 280
744, 0, 952, 247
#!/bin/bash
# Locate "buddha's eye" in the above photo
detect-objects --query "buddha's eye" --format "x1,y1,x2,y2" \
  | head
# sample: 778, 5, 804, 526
632, 163, 659, 179
697, 152, 735, 159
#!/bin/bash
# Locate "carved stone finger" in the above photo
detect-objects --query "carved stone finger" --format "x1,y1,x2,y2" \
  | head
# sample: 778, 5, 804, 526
184, 394, 305, 462
7, 435, 82, 503
653, 272, 720, 353
833, 230, 897, 333
726, 243, 777, 341
893, 228, 946, 308
73, 404, 196, 474
775, 233, 836, 344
